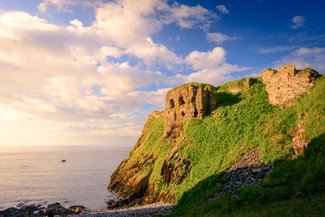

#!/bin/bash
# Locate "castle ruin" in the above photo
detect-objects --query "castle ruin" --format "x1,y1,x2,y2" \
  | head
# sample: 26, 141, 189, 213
163, 84, 217, 138
262, 64, 318, 108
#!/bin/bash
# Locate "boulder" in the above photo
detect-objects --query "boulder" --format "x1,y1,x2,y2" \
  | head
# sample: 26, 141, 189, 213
45, 203, 74, 217
20, 204, 41, 215
0, 207, 25, 217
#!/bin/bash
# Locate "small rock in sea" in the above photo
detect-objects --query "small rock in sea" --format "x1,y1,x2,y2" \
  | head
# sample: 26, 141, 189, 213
61, 159, 66, 163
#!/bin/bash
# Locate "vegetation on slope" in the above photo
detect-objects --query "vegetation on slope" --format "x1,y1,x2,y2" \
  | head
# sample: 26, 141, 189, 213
168, 75, 325, 216
109, 74, 324, 216
155, 78, 299, 201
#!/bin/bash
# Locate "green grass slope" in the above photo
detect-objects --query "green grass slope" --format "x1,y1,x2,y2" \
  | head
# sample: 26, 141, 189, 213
168, 75, 325, 216
109, 75, 324, 216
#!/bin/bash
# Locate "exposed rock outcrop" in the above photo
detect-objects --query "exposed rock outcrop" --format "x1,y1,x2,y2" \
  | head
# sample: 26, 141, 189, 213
262, 65, 319, 108
292, 122, 308, 155
108, 153, 154, 201
160, 146, 191, 185
164, 84, 217, 138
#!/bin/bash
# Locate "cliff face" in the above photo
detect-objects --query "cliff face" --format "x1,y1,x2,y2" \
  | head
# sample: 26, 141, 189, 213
108, 65, 322, 206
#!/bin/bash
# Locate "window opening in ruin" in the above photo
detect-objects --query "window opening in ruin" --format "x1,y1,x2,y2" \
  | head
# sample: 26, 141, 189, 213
169, 99, 175, 108
181, 111, 185, 117
194, 109, 198, 118
178, 96, 185, 106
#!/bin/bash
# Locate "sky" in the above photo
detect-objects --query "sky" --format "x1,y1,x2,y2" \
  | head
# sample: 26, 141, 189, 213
0, 0, 324, 147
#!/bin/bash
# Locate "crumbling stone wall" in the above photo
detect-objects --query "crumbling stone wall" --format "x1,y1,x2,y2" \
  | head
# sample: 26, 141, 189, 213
163, 84, 217, 138
262, 65, 318, 108
228, 78, 256, 93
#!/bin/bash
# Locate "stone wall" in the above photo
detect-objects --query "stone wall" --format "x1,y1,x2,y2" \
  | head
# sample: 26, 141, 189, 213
262, 65, 318, 108
163, 84, 217, 138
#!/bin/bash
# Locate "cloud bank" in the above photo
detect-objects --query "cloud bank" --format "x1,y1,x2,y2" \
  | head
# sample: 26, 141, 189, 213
0, 0, 247, 146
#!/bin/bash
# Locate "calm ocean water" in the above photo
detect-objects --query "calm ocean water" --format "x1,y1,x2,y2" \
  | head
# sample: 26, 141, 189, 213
0, 145, 131, 210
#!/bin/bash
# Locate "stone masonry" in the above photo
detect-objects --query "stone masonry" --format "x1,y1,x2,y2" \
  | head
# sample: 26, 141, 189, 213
163, 84, 217, 138
261, 64, 319, 108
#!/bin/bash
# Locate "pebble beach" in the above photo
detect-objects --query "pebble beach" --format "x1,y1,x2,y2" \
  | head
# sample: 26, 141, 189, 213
69, 203, 174, 217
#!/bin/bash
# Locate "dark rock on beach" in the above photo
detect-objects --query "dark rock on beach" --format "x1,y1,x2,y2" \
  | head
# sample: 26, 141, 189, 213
20, 204, 41, 215
0, 202, 86, 217
46, 203, 75, 217
0, 204, 45, 217
0, 207, 25, 217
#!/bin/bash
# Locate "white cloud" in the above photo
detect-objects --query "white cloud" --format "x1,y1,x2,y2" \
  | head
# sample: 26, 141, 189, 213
216, 5, 229, 14
93, 0, 216, 46
207, 32, 241, 44
166, 3, 216, 29
70, 19, 83, 29
274, 47, 325, 72
126, 37, 183, 70
291, 15, 306, 29
38, 0, 79, 12
182, 47, 248, 85
37, 0, 216, 69
0, 10, 166, 143
254, 45, 297, 54
175, 64, 246, 86
93, 0, 162, 47
295, 47, 325, 56
186, 47, 226, 70
127, 88, 170, 109
100, 46, 123, 58
37, 0, 103, 12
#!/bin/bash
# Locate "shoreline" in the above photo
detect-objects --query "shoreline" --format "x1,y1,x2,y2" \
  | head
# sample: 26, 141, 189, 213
0, 201, 174, 217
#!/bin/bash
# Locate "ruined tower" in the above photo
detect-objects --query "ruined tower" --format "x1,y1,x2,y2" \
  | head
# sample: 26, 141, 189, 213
163, 83, 217, 138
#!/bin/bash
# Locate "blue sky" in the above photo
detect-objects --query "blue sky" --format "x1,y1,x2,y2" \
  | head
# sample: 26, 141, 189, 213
0, 0, 324, 147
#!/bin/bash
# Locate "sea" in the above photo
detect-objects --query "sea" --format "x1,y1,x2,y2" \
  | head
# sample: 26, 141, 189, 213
0, 145, 131, 210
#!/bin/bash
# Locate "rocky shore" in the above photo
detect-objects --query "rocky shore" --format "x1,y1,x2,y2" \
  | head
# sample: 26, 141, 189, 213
0, 202, 173, 217
0, 202, 86, 217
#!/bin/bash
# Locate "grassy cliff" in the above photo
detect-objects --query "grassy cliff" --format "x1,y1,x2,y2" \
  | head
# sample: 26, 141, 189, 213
170, 75, 325, 216
108, 67, 325, 216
